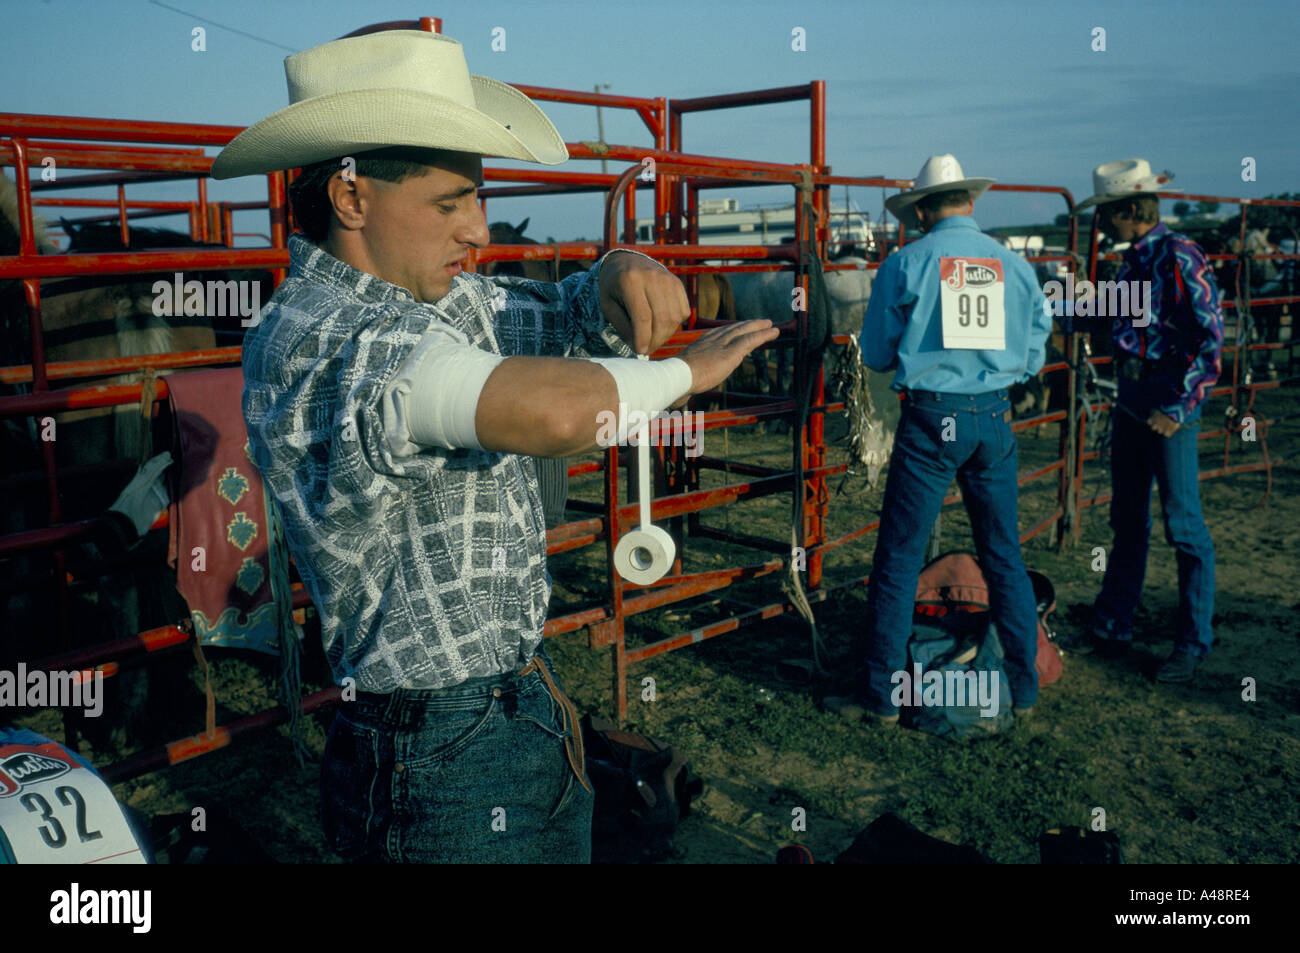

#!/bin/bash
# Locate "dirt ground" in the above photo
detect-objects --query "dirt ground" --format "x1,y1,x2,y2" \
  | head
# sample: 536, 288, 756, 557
14, 375, 1300, 864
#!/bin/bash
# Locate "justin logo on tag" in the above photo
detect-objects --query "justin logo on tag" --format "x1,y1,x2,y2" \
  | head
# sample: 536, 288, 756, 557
0, 750, 72, 797
943, 258, 999, 291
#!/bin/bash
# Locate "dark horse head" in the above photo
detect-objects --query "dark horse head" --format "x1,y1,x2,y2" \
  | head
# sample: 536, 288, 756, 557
486, 218, 589, 280
60, 217, 218, 252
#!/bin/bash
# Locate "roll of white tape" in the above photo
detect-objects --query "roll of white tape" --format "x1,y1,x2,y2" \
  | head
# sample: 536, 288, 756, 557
613, 354, 676, 585
613, 523, 676, 585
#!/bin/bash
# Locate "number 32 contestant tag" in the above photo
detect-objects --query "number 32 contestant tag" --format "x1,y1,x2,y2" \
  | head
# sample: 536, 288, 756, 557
939, 257, 1006, 350
0, 729, 147, 864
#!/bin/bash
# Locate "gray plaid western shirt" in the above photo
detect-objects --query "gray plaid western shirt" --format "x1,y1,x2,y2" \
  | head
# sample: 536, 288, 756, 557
242, 235, 633, 693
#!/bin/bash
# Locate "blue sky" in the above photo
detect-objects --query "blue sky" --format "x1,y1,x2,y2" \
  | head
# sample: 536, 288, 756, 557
4, 0, 1298, 244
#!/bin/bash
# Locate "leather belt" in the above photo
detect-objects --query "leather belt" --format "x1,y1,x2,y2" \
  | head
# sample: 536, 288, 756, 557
516, 655, 593, 794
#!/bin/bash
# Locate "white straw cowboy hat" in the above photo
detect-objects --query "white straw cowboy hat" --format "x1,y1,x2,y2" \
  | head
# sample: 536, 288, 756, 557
886, 154, 995, 231
211, 30, 568, 179
1070, 158, 1180, 215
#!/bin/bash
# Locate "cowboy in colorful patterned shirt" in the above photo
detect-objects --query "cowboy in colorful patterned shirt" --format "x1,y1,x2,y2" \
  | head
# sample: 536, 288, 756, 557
213, 30, 774, 863
1070, 159, 1224, 684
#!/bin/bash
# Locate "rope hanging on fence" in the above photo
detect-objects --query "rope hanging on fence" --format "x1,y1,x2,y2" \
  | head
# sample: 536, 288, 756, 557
781, 526, 826, 672
1230, 254, 1273, 505
137, 367, 158, 467
190, 638, 217, 739
1226, 248, 1256, 432
784, 190, 831, 674
1075, 355, 1116, 505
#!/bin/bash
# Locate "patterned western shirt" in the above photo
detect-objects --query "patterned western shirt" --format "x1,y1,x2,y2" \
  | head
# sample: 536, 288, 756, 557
242, 235, 633, 694
1111, 223, 1224, 423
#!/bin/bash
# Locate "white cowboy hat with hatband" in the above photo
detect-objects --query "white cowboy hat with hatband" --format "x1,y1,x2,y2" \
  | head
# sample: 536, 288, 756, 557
211, 30, 568, 179
1070, 158, 1181, 215
885, 154, 995, 231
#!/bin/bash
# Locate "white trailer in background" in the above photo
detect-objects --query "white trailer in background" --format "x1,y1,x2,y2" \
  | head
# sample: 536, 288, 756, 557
636, 197, 891, 254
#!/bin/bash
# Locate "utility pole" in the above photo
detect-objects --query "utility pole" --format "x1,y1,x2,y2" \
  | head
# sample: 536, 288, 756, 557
594, 83, 610, 174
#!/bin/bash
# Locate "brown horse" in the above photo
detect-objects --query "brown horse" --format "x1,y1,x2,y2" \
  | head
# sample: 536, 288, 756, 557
696, 269, 735, 323
485, 219, 590, 281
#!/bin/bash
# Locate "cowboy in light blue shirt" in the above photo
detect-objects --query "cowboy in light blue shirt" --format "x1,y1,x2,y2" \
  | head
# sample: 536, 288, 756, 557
861, 217, 1050, 392
828, 155, 1050, 730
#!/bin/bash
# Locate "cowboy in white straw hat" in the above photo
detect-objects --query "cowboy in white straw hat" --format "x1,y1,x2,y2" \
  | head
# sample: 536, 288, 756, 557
1070, 158, 1223, 685
884, 153, 995, 233
223, 29, 776, 863
824, 154, 1051, 729
1069, 158, 1179, 214
211, 31, 569, 178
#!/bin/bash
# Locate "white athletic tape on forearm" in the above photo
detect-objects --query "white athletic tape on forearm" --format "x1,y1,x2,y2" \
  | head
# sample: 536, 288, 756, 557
398, 347, 689, 454
584, 355, 692, 417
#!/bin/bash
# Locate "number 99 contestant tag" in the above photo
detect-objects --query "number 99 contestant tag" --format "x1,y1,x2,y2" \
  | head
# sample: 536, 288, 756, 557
939, 257, 1006, 350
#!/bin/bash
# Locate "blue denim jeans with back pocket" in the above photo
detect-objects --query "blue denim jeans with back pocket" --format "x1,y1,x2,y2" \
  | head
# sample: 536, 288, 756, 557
320, 645, 593, 863
1092, 376, 1216, 656
856, 389, 1040, 716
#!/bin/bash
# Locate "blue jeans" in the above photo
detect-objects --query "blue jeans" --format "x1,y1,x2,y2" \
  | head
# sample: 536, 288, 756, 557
857, 389, 1040, 715
320, 646, 593, 863
1092, 379, 1215, 656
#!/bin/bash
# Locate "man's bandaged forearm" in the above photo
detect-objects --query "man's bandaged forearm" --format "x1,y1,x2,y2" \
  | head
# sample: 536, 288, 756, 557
390, 349, 691, 453
585, 356, 693, 417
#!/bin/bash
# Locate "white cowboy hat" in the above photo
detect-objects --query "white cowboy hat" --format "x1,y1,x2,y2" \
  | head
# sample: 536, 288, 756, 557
1070, 158, 1180, 215
885, 154, 995, 231
211, 30, 568, 179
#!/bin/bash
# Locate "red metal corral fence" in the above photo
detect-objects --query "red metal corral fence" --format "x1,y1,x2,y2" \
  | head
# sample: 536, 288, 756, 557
1, 16, 1297, 783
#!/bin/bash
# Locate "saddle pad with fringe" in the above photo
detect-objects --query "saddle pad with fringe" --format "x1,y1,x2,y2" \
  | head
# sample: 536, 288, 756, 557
164, 367, 292, 654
